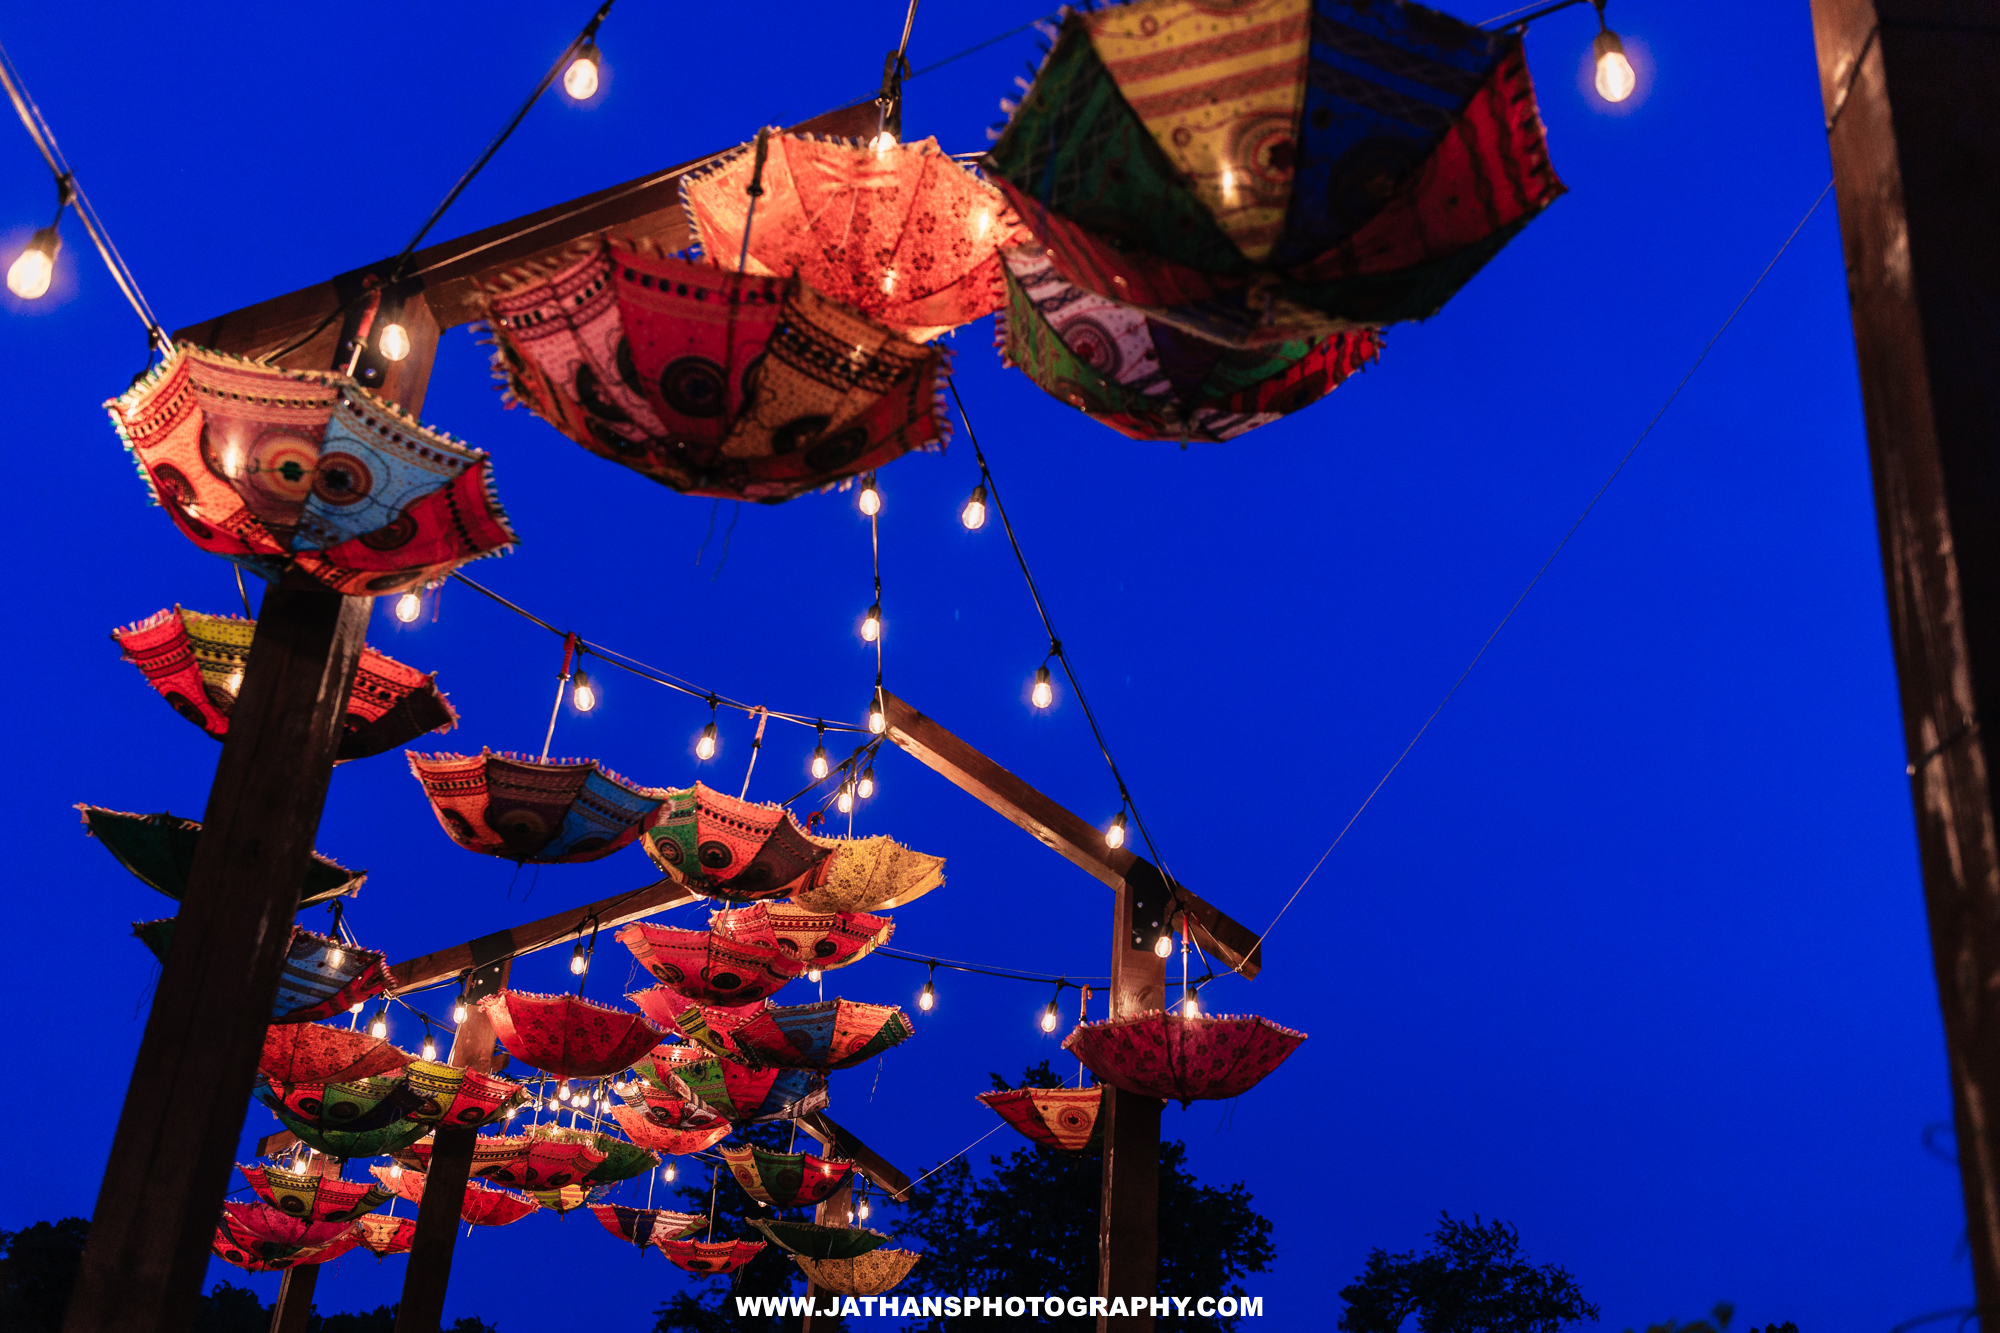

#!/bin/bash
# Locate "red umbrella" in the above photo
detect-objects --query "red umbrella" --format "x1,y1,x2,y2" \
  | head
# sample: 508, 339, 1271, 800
641, 784, 831, 902
1062, 1011, 1305, 1105
721, 1145, 854, 1209
478, 990, 665, 1078
397, 1131, 607, 1190
213, 1201, 356, 1267
401, 1060, 525, 1128
974, 1085, 1103, 1153
617, 920, 798, 1007
354, 1214, 418, 1258
211, 1224, 360, 1274
590, 1203, 705, 1249
614, 1072, 727, 1130
409, 750, 670, 863
711, 902, 893, 974
370, 1164, 540, 1227
259, 1022, 411, 1086
609, 1108, 734, 1156
237, 1163, 391, 1223
659, 1238, 765, 1275
638, 1042, 828, 1123
653, 997, 913, 1071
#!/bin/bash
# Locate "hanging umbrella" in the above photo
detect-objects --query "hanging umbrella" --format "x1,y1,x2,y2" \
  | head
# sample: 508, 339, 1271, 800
260, 1022, 412, 1086
654, 998, 914, 1071
721, 1145, 854, 1210
265, 1073, 416, 1134
986, 0, 1564, 346
528, 1184, 600, 1215
238, 1163, 391, 1224
618, 921, 799, 1007
590, 1204, 705, 1249
408, 750, 669, 863
369, 1165, 541, 1228
997, 243, 1380, 440
81, 804, 362, 906
682, 134, 1034, 343
213, 1201, 358, 1268
212, 1220, 361, 1274
749, 1219, 889, 1261
266, 1102, 432, 1161
612, 1070, 728, 1130
106, 343, 516, 595
659, 1237, 766, 1275
401, 1060, 525, 1128
399, 1130, 609, 1190
483, 244, 946, 505
641, 785, 832, 902
541, 1129, 660, 1186
270, 928, 394, 1024
636, 1044, 828, 1122
792, 1250, 922, 1297
790, 833, 945, 915
608, 1110, 734, 1156
478, 990, 666, 1078
113, 607, 457, 761
354, 1214, 418, 1259
1062, 1010, 1306, 1105
974, 1085, 1103, 1153
711, 902, 893, 973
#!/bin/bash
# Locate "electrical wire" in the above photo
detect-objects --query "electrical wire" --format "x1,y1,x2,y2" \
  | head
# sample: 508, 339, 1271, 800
873, 946, 1105, 987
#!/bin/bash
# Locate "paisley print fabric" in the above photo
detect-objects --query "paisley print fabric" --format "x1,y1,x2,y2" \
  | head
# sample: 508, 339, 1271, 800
354, 1214, 418, 1257
608, 1108, 734, 1156
721, 1145, 855, 1209
478, 990, 666, 1078
237, 1164, 391, 1223
618, 920, 800, 1007
712, 902, 894, 973
399, 1130, 606, 1190
792, 1249, 922, 1297
636, 1043, 829, 1122
408, 749, 669, 863
399, 1060, 525, 1128
271, 928, 393, 1024
975, 1085, 1104, 1152
642, 784, 832, 902
259, 1022, 411, 1086
790, 833, 945, 915
1061, 1010, 1306, 1104
212, 1202, 361, 1272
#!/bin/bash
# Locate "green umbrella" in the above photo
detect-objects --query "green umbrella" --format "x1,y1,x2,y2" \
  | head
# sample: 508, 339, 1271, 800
82, 805, 363, 906
750, 1219, 890, 1261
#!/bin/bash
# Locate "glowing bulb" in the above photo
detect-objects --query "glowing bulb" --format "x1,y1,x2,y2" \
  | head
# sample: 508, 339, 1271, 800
571, 671, 597, 712
506, 1105, 519, 1121
453, 999, 469, 1024
377, 322, 412, 362
859, 1201, 872, 1220
867, 696, 886, 735
558, 1084, 571, 1103
5, 228, 57, 300
1039, 1003, 1059, 1034
563, 41, 601, 100
836, 783, 854, 814
811, 746, 830, 780
1106, 812, 1127, 850
858, 479, 882, 516
390, 1162, 403, 1180
570, 943, 589, 976
857, 767, 876, 800
918, 980, 935, 1012
1593, 29, 1635, 102
861, 603, 881, 642
960, 484, 987, 530
807, 968, 823, 984
1030, 666, 1054, 710
1182, 996, 1200, 1018
664, 1162, 677, 1182
394, 591, 422, 623
696, 720, 719, 760
226, 671, 245, 696
421, 1034, 439, 1061
1153, 933, 1173, 959
369, 1011, 388, 1039
327, 946, 345, 970
870, 131, 896, 154
349, 1001, 365, 1015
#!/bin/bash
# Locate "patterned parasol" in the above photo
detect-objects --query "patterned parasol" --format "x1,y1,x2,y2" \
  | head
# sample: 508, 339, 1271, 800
721, 1145, 854, 1209
987, 0, 1563, 347
790, 833, 945, 915
1062, 1011, 1306, 1105
114, 607, 456, 761
682, 134, 1033, 343
269, 928, 394, 1024
750, 1219, 890, 1261
212, 1221, 361, 1274
106, 343, 516, 594
618, 922, 798, 1008
636, 1043, 829, 1122
354, 1214, 418, 1259
651, 998, 914, 1071
213, 1201, 358, 1270
641, 785, 832, 902
479, 990, 665, 1078
608, 1109, 734, 1156
590, 1204, 705, 1249
658, 1238, 766, 1275
401, 1060, 525, 1129
409, 749, 669, 863
260, 1022, 411, 1086
613, 1070, 728, 1130
540, 1128, 661, 1186
81, 804, 362, 907
483, 243, 945, 504
266, 1099, 431, 1161
974, 1085, 1104, 1153
238, 1163, 391, 1224
369, 1165, 540, 1228
997, 243, 1380, 441
792, 1249, 923, 1297
527, 1184, 598, 1215
712, 902, 894, 974
399, 1130, 607, 1190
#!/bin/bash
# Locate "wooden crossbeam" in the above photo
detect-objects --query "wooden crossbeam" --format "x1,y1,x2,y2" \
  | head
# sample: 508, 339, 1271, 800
797, 1110, 913, 1202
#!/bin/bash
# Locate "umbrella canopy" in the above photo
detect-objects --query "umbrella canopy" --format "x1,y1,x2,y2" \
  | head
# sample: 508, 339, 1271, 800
637, 1044, 828, 1122
527, 1184, 597, 1215
369, 1165, 540, 1227
790, 833, 945, 914
212, 1216, 360, 1274
750, 1219, 890, 1261
260, 1022, 411, 1086
484, 244, 945, 504
659, 1238, 766, 1275
479, 990, 665, 1078
238, 1163, 391, 1223
608, 1108, 734, 1156
106, 343, 516, 594
409, 749, 669, 863
618, 921, 798, 1007
792, 1249, 922, 1297
682, 134, 1033, 343
264, 1085, 431, 1161
655, 998, 914, 1071
401, 1060, 525, 1128
613, 1070, 728, 1130
590, 1204, 704, 1249
721, 1145, 854, 1209
81, 804, 362, 907
1062, 1010, 1306, 1105
546, 1129, 660, 1186
987, 0, 1563, 345
997, 243, 1380, 440
113, 607, 457, 760
399, 1131, 609, 1190
641, 784, 832, 902
974, 1085, 1103, 1153
215, 1201, 356, 1258
712, 902, 893, 973
271, 928, 394, 1025
354, 1214, 418, 1259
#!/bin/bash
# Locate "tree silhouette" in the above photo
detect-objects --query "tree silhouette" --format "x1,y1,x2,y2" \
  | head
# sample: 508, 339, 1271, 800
1336, 1213, 1598, 1333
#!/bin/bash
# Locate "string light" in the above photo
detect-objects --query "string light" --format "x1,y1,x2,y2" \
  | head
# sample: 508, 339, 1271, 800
326, 945, 345, 970
563, 38, 602, 100
1592, 3, 1635, 103
857, 766, 877, 800
858, 1199, 872, 1220
390, 1162, 403, 1180
5, 226, 58, 300
696, 720, 719, 760
664, 1162, 677, 1182
421, 1029, 439, 1062
1039, 995, 1061, 1034
807, 968, 824, 984
861, 602, 882, 643
506, 1105, 519, 1121
1182, 991, 1201, 1019
453, 994, 469, 1025
858, 476, 882, 516
869, 130, 897, 154
811, 746, 830, 780
1030, 666, 1054, 710
867, 690, 887, 735
1106, 812, 1127, 850
918, 963, 937, 1013
377, 322, 412, 362
571, 670, 598, 712
349, 1001, 365, 1016
368, 1008, 389, 1039
570, 942, 589, 976
1153, 932, 1174, 959
393, 591, 423, 623
959, 484, 987, 530
226, 670, 245, 696
836, 781, 854, 815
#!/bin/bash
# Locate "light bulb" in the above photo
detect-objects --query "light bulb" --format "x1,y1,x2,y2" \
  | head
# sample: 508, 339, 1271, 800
1106, 812, 1127, 850
327, 946, 345, 970
1153, 933, 1173, 959
836, 783, 854, 814
665, 1163, 677, 1182
570, 943, 589, 976
960, 484, 987, 530
811, 746, 830, 780
867, 697, 886, 735
558, 1084, 571, 1104
696, 721, 719, 760
859, 1201, 872, 1220
506, 1105, 519, 1120
5, 227, 58, 300
861, 603, 881, 643
453, 999, 469, 1024
393, 591, 422, 623
226, 671, 245, 696
377, 322, 412, 362
856, 768, 876, 800
369, 1011, 388, 1039
390, 1162, 403, 1180
1030, 666, 1054, 710
870, 130, 897, 154
1039, 1003, 1059, 1034
1593, 29, 1635, 103
1182, 996, 1200, 1018
421, 1034, 439, 1061
918, 980, 935, 1012
571, 671, 597, 712
563, 41, 601, 100
858, 479, 881, 516
807, 968, 823, 983
349, 1001, 364, 1015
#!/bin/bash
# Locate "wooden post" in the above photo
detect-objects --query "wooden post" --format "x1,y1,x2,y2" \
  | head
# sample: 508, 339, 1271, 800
800, 1180, 855, 1333
1099, 870, 1167, 1333
393, 957, 510, 1333
268, 1265, 318, 1333
1808, 0, 2000, 1305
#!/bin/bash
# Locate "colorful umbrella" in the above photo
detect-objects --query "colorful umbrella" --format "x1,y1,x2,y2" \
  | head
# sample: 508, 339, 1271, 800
750, 1219, 889, 1261
790, 833, 945, 915
401, 1060, 525, 1129
399, 1130, 608, 1190
590, 1204, 704, 1249
792, 1249, 922, 1297
483, 244, 945, 504
654, 998, 914, 1071
711, 902, 894, 974
212, 1219, 361, 1274
659, 1238, 766, 1275
997, 243, 1380, 440
641, 785, 832, 902
974, 1085, 1103, 1153
214, 1201, 356, 1264
613, 1071, 728, 1130
354, 1214, 418, 1258
721, 1145, 854, 1209
986, 0, 1563, 344
260, 1022, 411, 1086
368, 1165, 540, 1228
409, 749, 669, 863
618, 922, 798, 1007
113, 606, 457, 761
608, 1109, 734, 1156
266, 1073, 419, 1134
81, 804, 362, 906
563, 1131, 661, 1186
1062, 1010, 1306, 1105
682, 134, 1033, 343
264, 1087, 432, 1161
637, 1044, 828, 1122
527, 1184, 598, 1215
238, 1163, 391, 1223
271, 928, 394, 1024
106, 343, 516, 594
479, 990, 665, 1078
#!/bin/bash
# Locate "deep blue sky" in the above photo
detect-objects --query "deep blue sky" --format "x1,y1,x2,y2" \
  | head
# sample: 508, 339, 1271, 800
0, 1, 1960, 1328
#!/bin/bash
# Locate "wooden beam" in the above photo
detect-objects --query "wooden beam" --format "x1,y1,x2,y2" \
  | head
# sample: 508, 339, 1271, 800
880, 691, 1262, 978
1097, 879, 1166, 1332
1809, 0, 2000, 1305
386, 877, 698, 993
795, 1111, 912, 1202
173, 102, 880, 360
268, 1264, 317, 1333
